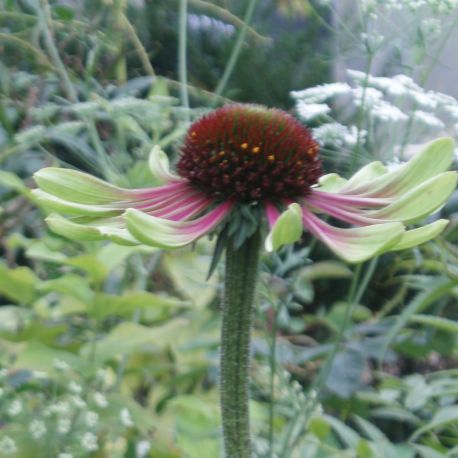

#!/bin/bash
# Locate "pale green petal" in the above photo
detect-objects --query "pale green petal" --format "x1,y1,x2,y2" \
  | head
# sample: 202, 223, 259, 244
148, 145, 180, 183
341, 161, 388, 191
341, 137, 455, 197
34, 167, 134, 204
46, 214, 139, 246
317, 173, 348, 192
389, 219, 449, 251
125, 209, 195, 249
265, 203, 303, 252
324, 223, 405, 263
368, 172, 457, 223
33, 189, 122, 217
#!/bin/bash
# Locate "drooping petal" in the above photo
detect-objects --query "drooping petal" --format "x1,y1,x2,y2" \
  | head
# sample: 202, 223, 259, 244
339, 137, 455, 197
34, 189, 124, 217
366, 172, 457, 223
265, 203, 303, 252
34, 166, 191, 205
124, 201, 233, 249
265, 202, 281, 228
148, 145, 182, 184
301, 206, 404, 263
46, 214, 140, 246
389, 219, 449, 252
34, 167, 140, 204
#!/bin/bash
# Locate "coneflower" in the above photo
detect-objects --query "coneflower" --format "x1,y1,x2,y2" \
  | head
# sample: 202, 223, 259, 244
33, 104, 456, 458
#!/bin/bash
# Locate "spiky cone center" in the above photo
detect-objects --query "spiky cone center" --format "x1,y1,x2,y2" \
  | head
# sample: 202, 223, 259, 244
177, 104, 322, 202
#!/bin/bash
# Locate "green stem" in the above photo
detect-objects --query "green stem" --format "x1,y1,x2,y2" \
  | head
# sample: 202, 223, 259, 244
220, 231, 262, 458
178, 0, 190, 123
213, 0, 259, 102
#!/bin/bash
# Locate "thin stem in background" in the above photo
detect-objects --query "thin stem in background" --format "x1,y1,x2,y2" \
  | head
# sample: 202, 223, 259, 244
178, 0, 190, 123
268, 298, 281, 458
36, 0, 78, 102
280, 257, 379, 457
213, 0, 260, 103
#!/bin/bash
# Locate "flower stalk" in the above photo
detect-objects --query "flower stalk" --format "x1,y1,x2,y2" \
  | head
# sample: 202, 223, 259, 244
220, 230, 262, 458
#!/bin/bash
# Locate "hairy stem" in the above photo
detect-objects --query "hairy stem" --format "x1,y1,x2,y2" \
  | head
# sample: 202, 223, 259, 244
220, 231, 262, 458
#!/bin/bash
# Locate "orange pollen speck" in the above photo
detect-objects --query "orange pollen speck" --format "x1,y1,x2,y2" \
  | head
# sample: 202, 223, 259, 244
296, 160, 303, 165
241, 142, 249, 149
219, 151, 225, 157
267, 154, 275, 162
307, 147, 317, 157
252, 146, 261, 153
191, 131, 196, 137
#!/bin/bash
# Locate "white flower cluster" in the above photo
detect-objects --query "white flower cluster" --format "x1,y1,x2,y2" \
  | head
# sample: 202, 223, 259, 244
0, 436, 17, 455
361, 0, 458, 14
292, 69, 458, 160
29, 419, 47, 439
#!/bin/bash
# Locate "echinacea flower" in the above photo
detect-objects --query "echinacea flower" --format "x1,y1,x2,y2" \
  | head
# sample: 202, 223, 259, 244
33, 104, 456, 263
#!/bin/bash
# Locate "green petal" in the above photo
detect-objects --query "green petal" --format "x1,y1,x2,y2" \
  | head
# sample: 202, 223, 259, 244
325, 223, 405, 263
34, 167, 133, 204
265, 203, 303, 251
46, 215, 140, 246
389, 219, 449, 251
342, 161, 388, 191
125, 209, 193, 249
342, 137, 455, 197
317, 173, 348, 192
148, 145, 180, 183
369, 172, 457, 223
33, 189, 122, 217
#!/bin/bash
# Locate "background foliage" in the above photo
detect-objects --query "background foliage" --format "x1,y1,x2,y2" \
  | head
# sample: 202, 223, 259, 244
0, 0, 457, 457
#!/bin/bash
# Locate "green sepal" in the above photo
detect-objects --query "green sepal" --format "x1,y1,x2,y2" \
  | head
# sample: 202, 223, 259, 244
265, 203, 303, 252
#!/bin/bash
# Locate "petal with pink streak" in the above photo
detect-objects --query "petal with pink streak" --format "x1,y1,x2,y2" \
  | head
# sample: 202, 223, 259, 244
301, 206, 404, 263
124, 201, 233, 248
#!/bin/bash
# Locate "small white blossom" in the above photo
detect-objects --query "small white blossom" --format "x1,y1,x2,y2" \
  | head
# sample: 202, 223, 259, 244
85, 411, 99, 428
296, 101, 331, 121
81, 432, 98, 452
68, 381, 82, 394
291, 83, 351, 103
421, 18, 441, 39
372, 101, 409, 122
53, 358, 70, 372
32, 371, 48, 379
413, 110, 445, 129
353, 87, 384, 108
8, 399, 23, 416
93, 392, 108, 408
71, 395, 86, 409
49, 401, 70, 415
0, 436, 17, 455
120, 408, 134, 427
29, 419, 47, 439
136, 440, 151, 458
57, 418, 71, 434
0, 369, 7, 378
58, 454, 73, 458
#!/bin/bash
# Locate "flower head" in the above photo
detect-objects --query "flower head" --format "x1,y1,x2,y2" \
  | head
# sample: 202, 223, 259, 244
33, 104, 456, 263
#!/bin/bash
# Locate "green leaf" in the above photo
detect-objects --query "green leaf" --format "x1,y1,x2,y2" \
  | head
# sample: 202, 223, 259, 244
79, 319, 188, 362
298, 261, 353, 281
265, 203, 303, 251
408, 314, 458, 333
0, 263, 38, 304
164, 249, 219, 309
390, 219, 449, 251
413, 445, 447, 458
36, 274, 95, 304
378, 277, 457, 363
411, 406, 458, 440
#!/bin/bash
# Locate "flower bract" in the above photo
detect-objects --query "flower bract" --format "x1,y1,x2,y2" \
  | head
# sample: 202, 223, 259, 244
33, 104, 457, 263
